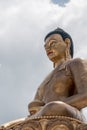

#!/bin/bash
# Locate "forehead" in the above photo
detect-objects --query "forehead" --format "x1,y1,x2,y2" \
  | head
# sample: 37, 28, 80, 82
45, 34, 63, 44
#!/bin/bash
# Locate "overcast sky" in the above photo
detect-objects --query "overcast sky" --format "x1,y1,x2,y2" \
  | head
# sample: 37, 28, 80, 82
0, 0, 87, 125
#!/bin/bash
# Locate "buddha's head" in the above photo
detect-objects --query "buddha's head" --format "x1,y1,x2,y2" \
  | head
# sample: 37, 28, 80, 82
44, 28, 74, 63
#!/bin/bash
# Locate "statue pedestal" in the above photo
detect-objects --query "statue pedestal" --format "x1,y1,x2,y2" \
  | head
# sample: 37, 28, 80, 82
0, 116, 87, 130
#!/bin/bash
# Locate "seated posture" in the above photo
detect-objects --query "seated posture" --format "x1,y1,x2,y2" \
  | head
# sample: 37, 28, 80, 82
28, 28, 87, 121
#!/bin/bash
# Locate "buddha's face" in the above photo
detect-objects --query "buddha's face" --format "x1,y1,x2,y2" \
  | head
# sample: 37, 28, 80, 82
44, 34, 68, 62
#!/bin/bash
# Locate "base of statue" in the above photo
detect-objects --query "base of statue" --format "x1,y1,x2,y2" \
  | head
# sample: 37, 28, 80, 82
0, 115, 87, 130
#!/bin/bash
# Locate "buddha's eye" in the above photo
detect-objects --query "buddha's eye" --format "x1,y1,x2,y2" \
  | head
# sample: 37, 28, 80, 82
44, 41, 57, 49
50, 41, 57, 47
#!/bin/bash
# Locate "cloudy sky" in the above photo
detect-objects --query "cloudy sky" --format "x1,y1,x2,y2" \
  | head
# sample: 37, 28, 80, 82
0, 0, 87, 125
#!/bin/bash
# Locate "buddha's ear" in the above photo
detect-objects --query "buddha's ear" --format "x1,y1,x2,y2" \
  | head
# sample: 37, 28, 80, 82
64, 38, 71, 49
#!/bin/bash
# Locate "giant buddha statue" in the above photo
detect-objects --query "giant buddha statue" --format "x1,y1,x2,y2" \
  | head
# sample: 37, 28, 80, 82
28, 28, 87, 121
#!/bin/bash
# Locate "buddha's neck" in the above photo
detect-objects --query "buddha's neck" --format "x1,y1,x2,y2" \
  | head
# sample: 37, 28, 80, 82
53, 56, 71, 68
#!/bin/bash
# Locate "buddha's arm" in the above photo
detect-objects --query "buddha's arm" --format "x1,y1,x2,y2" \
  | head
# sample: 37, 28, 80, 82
65, 58, 87, 110
28, 72, 53, 115
65, 92, 87, 110
28, 83, 45, 115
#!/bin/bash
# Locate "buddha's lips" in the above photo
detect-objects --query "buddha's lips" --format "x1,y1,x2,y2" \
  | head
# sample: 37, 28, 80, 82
47, 51, 53, 55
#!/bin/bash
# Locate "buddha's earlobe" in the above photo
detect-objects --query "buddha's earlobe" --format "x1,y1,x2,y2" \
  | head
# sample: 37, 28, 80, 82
65, 38, 71, 60
65, 38, 71, 49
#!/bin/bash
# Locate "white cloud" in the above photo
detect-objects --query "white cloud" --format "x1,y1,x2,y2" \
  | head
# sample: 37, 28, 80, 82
0, 0, 87, 124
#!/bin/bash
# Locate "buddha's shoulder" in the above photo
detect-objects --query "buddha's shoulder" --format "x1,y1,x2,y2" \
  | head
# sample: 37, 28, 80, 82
66, 58, 87, 67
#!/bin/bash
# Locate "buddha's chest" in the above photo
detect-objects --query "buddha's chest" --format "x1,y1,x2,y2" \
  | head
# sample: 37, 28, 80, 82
43, 67, 74, 103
